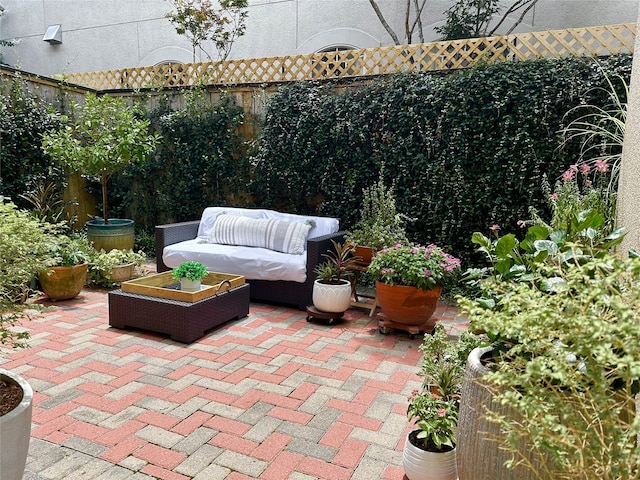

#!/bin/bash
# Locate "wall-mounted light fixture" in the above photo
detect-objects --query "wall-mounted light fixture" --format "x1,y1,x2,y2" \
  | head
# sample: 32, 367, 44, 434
43, 24, 62, 44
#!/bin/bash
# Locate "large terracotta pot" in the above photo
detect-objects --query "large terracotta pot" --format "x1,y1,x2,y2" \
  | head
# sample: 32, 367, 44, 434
403, 430, 457, 480
375, 281, 442, 326
86, 218, 135, 252
0, 369, 33, 480
457, 347, 551, 480
38, 263, 88, 301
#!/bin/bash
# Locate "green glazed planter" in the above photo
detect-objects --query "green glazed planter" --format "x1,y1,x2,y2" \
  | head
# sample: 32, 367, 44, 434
86, 219, 135, 252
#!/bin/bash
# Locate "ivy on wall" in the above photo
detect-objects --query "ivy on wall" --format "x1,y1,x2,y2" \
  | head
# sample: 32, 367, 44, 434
250, 54, 632, 264
0, 76, 64, 208
108, 89, 248, 230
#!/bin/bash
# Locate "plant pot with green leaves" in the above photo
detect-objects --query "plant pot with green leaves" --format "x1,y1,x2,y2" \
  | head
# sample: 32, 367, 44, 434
38, 235, 93, 301
312, 240, 361, 314
455, 163, 630, 480
404, 324, 484, 480
368, 243, 461, 337
88, 248, 147, 286
346, 167, 412, 264
0, 197, 55, 480
172, 261, 209, 292
42, 93, 160, 252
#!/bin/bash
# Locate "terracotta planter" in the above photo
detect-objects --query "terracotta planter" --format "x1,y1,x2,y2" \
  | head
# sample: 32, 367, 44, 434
375, 281, 442, 327
403, 430, 457, 480
0, 369, 33, 480
354, 245, 374, 265
312, 279, 351, 313
39, 263, 89, 301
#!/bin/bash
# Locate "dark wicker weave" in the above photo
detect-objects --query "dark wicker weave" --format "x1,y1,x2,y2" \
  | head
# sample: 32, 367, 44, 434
108, 283, 250, 343
156, 220, 344, 310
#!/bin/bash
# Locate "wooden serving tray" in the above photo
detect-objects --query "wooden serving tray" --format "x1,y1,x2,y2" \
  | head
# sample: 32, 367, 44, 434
121, 271, 245, 303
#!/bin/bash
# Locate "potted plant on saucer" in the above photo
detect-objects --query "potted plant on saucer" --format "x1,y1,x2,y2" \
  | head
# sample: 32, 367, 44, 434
42, 93, 160, 252
368, 243, 461, 337
404, 324, 483, 480
312, 240, 361, 313
172, 261, 209, 291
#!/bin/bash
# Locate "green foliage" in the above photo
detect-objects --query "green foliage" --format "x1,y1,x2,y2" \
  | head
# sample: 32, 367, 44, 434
108, 89, 247, 227
42, 234, 93, 268
0, 197, 55, 350
0, 75, 65, 209
87, 248, 146, 287
313, 240, 360, 284
172, 261, 208, 281
346, 166, 411, 250
408, 323, 484, 450
435, 0, 500, 40
368, 244, 461, 291
166, 0, 248, 62
250, 54, 632, 267
459, 254, 640, 479
42, 93, 160, 224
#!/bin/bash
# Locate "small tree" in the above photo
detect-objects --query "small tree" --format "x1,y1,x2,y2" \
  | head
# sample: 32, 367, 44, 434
42, 94, 159, 225
435, 0, 540, 40
166, 0, 248, 63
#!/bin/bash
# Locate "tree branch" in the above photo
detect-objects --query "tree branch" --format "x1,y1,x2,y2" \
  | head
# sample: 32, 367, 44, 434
368, 0, 401, 45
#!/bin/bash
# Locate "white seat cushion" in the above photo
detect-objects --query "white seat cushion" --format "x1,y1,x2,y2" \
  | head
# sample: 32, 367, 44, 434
163, 239, 308, 282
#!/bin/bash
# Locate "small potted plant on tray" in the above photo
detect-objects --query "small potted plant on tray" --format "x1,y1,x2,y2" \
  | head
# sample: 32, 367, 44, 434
312, 240, 361, 313
172, 261, 209, 291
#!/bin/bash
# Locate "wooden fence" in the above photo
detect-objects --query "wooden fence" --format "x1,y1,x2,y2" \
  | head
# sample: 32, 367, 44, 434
64, 23, 636, 91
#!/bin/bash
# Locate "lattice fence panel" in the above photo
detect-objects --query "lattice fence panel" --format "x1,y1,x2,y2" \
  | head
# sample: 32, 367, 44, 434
65, 23, 636, 91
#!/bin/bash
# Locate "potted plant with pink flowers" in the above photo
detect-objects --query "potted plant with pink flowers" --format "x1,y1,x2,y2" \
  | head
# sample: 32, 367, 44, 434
368, 243, 461, 337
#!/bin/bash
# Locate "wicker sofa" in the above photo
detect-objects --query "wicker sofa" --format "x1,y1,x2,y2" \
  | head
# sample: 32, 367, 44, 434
155, 207, 344, 310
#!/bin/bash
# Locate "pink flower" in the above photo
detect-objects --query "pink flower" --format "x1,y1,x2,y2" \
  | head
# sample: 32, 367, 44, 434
595, 159, 609, 173
580, 163, 591, 175
562, 169, 575, 181
424, 269, 431, 277
489, 224, 500, 232
550, 193, 558, 202
437, 408, 447, 417
517, 220, 526, 229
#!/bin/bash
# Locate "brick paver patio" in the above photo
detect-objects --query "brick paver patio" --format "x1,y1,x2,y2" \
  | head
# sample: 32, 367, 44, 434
2, 282, 468, 480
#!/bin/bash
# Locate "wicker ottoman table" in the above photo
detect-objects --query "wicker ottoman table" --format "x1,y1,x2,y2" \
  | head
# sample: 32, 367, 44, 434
108, 283, 250, 343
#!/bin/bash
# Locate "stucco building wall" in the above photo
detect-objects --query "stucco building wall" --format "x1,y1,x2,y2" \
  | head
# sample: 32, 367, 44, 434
0, 0, 638, 77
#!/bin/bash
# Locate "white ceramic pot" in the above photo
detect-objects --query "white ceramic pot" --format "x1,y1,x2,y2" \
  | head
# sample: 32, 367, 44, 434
0, 369, 33, 480
312, 279, 352, 313
403, 430, 457, 480
180, 278, 202, 291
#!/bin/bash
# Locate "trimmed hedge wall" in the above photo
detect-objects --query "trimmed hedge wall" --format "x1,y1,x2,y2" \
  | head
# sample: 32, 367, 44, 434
250, 55, 632, 264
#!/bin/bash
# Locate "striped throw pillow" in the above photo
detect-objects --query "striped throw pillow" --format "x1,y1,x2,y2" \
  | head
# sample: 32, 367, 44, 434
208, 214, 312, 255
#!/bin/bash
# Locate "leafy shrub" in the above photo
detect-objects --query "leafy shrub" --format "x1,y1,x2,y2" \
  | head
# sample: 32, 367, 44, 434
0, 197, 55, 349
0, 75, 64, 209
250, 54, 632, 266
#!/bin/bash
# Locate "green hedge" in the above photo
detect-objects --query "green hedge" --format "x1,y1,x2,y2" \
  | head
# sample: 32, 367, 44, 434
250, 55, 632, 264
0, 76, 64, 208
108, 91, 248, 230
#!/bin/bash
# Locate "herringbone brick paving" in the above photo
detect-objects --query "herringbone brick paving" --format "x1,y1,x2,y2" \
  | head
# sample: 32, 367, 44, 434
2, 282, 468, 480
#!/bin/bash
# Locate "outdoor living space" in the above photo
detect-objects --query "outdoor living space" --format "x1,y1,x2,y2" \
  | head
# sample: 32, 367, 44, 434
4, 285, 467, 480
